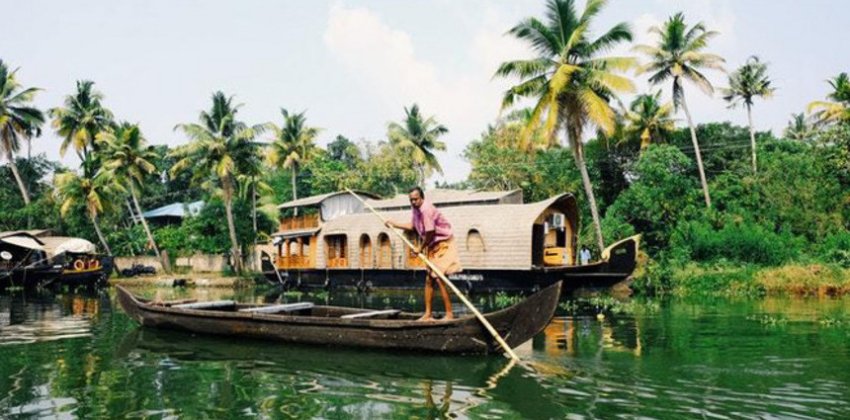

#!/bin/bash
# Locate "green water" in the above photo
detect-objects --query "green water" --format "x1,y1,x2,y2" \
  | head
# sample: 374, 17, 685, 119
1, 287, 849, 419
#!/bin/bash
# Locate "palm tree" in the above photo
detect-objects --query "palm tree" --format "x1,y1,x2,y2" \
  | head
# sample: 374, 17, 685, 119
784, 113, 814, 141
495, 0, 636, 251
635, 12, 725, 208
97, 122, 168, 271
387, 104, 448, 185
267, 108, 319, 213
498, 107, 551, 151
0, 60, 45, 205
172, 92, 264, 274
721, 56, 774, 173
808, 72, 850, 126
625, 91, 675, 152
54, 170, 123, 256
49, 80, 114, 177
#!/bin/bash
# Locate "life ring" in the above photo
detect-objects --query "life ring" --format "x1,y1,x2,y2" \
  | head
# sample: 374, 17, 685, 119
73, 260, 85, 271
89, 259, 101, 270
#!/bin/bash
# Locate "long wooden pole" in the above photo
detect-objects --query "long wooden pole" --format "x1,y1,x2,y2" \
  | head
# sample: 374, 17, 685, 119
346, 189, 521, 361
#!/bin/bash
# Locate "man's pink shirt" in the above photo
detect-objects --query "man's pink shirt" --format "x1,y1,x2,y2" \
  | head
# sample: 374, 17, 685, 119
412, 200, 453, 245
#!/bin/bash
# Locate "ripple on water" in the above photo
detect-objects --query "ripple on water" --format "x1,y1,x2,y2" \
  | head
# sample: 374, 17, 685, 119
0, 317, 92, 345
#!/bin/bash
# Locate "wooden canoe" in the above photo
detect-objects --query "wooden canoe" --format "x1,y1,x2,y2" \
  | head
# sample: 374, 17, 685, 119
115, 281, 562, 355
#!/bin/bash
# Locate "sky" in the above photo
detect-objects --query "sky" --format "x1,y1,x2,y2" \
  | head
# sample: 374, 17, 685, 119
3, 0, 848, 184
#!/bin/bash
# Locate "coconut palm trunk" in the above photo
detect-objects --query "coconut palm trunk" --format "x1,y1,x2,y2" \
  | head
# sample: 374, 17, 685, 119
747, 104, 757, 173
252, 181, 257, 235
4, 146, 30, 205
290, 168, 299, 216
91, 214, 112, 256
223, 176, 243, 274
679, 91, 712, 208
571, 136, 605, 252
129, 183, 170, 273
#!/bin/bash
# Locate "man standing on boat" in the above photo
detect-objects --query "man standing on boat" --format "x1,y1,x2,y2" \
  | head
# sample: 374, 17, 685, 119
385, 187, 462, 321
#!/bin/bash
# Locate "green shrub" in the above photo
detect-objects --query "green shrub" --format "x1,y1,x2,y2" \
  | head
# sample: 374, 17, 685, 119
671, 220, 804, 266
820, 233, 850, 268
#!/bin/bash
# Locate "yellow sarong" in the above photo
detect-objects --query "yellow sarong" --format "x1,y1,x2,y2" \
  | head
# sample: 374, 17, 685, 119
427, 238, 462, 279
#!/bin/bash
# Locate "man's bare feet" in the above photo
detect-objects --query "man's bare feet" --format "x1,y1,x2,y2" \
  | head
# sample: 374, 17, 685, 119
442, 314, 455, 321
417, 314, 435, 322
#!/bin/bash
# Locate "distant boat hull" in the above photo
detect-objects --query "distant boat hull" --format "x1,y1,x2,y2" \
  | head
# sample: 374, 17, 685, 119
116, 281, 562, 355
45, 254, 114, 289
0, 266, 63, 290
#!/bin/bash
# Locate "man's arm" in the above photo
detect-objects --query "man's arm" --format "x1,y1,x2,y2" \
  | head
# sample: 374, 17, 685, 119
385, 220, 414, 231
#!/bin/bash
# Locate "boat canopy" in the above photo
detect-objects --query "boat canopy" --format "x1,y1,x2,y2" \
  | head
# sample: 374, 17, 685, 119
39, 237, 97, 256
0, 233, 45, 251
366, 189, 523, 211
319, 193, 578, 270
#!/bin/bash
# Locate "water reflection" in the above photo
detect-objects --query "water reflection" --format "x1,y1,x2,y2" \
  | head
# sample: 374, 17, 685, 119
0, 290, 108, 345
115, 327, 560, 418
1, 287, 850, 418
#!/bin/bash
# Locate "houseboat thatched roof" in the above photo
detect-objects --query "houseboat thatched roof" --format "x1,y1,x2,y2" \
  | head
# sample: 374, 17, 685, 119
317, 193, 577, 270
38, 237, 97, 257
0, 231, 45, 251
365, 189, 522, 211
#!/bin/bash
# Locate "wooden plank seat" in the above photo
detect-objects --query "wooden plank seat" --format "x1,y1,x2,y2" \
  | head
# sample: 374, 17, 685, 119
340, 309, 401, 319
173, 300, 236, 310
238, 302, 314, 314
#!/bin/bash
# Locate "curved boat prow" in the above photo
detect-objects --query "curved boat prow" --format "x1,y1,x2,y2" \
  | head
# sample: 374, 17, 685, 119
601, 235, 640, 274
116, 285, 145, 324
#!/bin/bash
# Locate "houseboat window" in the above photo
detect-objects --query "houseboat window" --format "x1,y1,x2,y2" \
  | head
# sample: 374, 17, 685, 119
325, 235, 348, 268
377, 233, 392, 268
467, 229, 485, 252
359, 234, 373, 269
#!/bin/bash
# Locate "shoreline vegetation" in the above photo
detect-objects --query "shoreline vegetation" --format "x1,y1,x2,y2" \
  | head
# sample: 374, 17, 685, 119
2, 0, 849, 299
637, 262, 850, 298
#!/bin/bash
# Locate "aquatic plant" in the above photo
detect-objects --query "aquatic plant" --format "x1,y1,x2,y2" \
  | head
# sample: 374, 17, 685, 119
493, 291, 521, 308
283, 290, 303, 299
746, 313, 788, 326
818, 316, 848, 327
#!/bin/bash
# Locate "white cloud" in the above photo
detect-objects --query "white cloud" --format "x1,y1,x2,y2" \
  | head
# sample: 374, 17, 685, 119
323, 2, 530, 183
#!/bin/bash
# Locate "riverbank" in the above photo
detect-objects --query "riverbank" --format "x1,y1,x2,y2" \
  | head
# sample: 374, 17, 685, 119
637, 261, 850, 297
108, 273, 256, 288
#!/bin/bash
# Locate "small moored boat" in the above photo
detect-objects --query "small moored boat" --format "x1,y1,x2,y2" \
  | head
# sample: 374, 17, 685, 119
116, 281, 562, 355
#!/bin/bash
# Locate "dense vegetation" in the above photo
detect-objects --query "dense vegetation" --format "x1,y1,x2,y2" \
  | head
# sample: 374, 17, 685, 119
1, 0, 848, 293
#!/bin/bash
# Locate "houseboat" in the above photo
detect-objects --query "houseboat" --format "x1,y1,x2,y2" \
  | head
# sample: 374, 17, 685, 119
0, 230, 112, 289
0, 231, 62, 289
261, 189, 639, 293
38, 236, 113, 288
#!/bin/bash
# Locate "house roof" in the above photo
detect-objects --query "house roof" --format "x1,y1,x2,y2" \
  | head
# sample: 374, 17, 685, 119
365, 189, 523, 211
277, 191, 380, 210
142, 201, 205, 219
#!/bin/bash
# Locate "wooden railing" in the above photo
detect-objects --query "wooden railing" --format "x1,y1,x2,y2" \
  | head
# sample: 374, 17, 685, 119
327, 257, 348, 268
276, 255, 312, 269
279, 214, 320, 232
